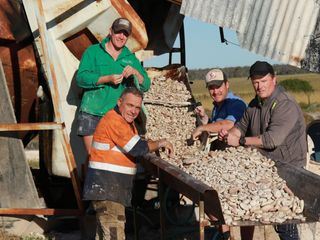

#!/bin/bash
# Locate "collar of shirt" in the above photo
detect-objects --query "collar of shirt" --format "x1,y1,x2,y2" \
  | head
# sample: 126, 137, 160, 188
100, 37, 132, 59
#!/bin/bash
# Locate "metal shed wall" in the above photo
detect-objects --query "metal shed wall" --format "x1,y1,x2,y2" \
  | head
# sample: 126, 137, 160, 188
180, 0, 320, 69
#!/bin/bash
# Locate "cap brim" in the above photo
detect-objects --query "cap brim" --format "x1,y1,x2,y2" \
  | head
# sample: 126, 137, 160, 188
206, 81, 224, 87
112, 27, 131, 35
207, 82, 223, 88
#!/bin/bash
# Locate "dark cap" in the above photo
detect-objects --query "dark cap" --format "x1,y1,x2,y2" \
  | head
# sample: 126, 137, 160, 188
111, 18, 132, 35
249, 61, 275, 78
205, 69, 227, 87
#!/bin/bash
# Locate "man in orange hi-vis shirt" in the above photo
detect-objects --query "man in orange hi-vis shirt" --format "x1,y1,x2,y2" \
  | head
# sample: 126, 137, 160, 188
83, 87, 173, 240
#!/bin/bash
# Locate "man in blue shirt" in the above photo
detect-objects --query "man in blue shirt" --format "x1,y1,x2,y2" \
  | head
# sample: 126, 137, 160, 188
192, 68, 246, 151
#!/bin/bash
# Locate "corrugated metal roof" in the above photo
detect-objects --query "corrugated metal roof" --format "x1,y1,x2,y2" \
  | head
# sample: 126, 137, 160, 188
180, 0, 320, 68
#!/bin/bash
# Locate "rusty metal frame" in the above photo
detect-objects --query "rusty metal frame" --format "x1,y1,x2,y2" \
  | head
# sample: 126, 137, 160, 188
0, 208, 82, 216
0, 122, 64, 131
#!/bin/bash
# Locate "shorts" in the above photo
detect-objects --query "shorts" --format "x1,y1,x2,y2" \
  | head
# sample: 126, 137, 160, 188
77, 111, 102, 136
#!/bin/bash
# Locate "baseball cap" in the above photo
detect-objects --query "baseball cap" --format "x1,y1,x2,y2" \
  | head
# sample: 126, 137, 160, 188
111, 18, 132, 36
205, 69, 227, 87
249, 61, 275, 78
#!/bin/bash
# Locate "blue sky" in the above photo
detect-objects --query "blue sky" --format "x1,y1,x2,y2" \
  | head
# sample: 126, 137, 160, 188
144, 17, 280, 69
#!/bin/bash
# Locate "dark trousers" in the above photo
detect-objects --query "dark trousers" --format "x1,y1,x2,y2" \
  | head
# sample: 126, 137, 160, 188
274, 224, 300, 240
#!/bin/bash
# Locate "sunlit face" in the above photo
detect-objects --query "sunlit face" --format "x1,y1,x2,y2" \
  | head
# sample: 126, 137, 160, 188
251, 74, 276, 100
208, 81, 229, 105
110, 29, 129, 50
118, 93, 142, 123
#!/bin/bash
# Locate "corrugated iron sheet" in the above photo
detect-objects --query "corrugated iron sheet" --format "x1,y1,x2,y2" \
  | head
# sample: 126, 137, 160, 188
180, 0, 320, 68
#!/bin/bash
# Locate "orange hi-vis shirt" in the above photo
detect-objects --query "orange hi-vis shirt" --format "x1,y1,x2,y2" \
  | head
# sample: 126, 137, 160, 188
89, 108, 148, 175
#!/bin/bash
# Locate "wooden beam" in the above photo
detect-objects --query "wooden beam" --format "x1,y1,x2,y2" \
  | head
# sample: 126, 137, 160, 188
0, 208, 82, 216
0, 122, 64, 131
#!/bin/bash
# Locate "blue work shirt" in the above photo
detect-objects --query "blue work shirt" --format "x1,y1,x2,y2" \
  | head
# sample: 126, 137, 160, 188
209, 92, 247, 123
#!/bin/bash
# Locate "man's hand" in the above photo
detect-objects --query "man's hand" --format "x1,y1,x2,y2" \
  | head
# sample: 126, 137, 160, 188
158, 139, 174, 158
122, 65, 137, 78
192, 126, 203, 140
109, 74, 124, 85
98, 74, 123, 85
194, 106, 209, 124
218, 129, 240, 147
122, 65, 144, 84
194, 106, 206, 117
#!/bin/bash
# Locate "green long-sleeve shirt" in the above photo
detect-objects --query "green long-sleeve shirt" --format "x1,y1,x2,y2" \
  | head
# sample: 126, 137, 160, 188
76, 37, 150, 116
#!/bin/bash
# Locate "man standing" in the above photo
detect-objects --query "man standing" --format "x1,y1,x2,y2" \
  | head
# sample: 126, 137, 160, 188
219, 61, 307, 240
83, 87, 173, 240
76, 17, 151, 154
192, 69, 246, 150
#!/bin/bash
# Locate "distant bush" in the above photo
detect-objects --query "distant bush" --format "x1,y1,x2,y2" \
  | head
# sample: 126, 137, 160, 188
279, 79, 314, 105
188, 64, 310, 81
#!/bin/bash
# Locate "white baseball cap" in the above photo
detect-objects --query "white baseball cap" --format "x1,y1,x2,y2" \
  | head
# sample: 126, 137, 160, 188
205, 69, 227, 87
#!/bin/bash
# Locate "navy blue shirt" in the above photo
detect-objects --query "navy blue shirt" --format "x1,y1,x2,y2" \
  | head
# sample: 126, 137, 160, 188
210, 92, 247, 123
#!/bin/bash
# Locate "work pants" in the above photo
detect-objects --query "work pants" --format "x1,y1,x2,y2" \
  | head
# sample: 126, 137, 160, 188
93, 200, 126, 240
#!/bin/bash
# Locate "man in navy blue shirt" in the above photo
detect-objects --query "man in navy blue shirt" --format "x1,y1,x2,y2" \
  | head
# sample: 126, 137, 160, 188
192, 68, 246, 151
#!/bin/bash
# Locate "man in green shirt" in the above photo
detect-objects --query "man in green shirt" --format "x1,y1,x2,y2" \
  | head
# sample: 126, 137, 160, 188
76, 17, 151, 154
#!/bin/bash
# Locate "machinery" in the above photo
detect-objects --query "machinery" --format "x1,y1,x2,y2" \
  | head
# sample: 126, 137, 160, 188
1, 0, 320, 239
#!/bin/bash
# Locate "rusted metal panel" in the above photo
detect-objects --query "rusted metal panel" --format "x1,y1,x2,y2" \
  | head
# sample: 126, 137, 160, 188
0, 0, 41, 143
0, 0, 31, 42
63, 28, 99, 60
180, 0, 320, 70
0, 59, 42, 208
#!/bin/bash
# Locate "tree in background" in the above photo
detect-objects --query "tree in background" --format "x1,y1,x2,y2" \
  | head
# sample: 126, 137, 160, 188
279, 79, 314, 106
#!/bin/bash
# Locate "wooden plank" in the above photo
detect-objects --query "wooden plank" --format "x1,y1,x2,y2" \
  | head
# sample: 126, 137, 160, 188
0, 208, 82, 216
0, 59, 42, 209
0, 122, 64, 131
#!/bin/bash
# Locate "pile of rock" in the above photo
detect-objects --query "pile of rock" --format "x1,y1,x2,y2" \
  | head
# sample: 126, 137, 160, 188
144, 70, 305, 225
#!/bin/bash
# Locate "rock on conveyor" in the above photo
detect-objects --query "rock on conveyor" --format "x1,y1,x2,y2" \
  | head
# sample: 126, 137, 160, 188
144, 68, 305, 225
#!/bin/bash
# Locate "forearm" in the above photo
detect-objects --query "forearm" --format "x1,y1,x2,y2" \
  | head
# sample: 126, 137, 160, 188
202, 120, 234, 133
96, 75, 112, 85
147, 140, 162, 152
135, 71, 144, 84
138, 71, 151, 91
76, 71, 101, 88
147, 139, 173, 158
